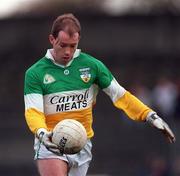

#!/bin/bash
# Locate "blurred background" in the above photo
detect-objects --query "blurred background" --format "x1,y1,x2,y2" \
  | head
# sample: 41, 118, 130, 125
0, 0, 180, 175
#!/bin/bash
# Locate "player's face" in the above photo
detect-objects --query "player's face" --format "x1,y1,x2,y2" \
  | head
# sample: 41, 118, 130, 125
49, 31, 80, 65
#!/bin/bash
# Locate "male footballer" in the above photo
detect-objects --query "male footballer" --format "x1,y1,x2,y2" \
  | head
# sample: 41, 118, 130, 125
24, 13, 175, 176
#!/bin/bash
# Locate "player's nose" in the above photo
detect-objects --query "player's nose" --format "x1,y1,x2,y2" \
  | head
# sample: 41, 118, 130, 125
64, 47, 71, 55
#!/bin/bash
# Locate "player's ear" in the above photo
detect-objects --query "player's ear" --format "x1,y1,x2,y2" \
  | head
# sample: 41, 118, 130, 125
49, 34, 55, 45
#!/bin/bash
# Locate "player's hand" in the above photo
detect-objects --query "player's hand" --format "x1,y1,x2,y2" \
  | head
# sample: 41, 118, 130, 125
146, 113, 176, 143
37, 128, 62, 155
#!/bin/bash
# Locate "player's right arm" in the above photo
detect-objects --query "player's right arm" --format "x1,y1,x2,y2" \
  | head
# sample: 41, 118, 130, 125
24, 69, 47, 134
24, 69, 60, 154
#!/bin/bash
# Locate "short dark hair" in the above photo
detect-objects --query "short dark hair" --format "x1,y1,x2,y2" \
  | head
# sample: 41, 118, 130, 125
51, 13, 81, 38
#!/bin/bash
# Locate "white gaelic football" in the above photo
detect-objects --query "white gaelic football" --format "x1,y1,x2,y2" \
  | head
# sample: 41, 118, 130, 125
52, 119, 87, 155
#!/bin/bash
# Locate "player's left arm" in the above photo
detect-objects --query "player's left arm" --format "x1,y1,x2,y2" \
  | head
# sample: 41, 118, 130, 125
103, 79, 176, 143
94, 60, 175, 143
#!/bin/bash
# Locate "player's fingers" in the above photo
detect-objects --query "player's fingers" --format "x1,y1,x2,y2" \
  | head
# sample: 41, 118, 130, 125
44, 141, 59, 149
48, 143, 59, 148
161, 128, 175, 143
165, 126, 175, 143
167, 134, 175, 143
54, 38, 60, 45
48, 148, 63, 155
46, 131, 53, 137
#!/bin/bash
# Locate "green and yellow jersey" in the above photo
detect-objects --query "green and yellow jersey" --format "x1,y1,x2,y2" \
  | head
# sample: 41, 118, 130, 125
24, 49, 152, 138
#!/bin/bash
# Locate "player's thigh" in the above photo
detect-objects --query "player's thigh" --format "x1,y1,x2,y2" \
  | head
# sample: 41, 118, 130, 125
68, 162, 90, 176
37, 158, 68, 176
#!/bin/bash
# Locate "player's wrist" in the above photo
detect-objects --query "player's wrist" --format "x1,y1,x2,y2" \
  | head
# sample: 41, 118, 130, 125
146, 111, 158, 123
36, 128, 48, 138
36, 128, 60, 154
146, 113, 165, 130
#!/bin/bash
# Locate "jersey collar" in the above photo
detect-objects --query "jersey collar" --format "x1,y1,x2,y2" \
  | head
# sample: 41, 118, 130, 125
45, 49, 81, 68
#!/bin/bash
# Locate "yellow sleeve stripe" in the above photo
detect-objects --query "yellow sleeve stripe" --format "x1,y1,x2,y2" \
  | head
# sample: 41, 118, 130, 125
114, 91, 152, 121
25, 108, 48, 134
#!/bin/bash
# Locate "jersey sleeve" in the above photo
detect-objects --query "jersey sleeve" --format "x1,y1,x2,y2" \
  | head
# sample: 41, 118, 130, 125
113, 90, 153, 121
95, 61, 153, 121
24, 69, 48, 134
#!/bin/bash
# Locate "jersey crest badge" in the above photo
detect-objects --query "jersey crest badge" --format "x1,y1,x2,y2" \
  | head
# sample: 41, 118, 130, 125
43, 74, 55, 84
79, 68, 91, 83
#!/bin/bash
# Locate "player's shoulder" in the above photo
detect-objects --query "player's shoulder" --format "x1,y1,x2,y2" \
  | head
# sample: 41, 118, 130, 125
25, 56, 48, 76
25, 57, 49, 79
79, 52, 104, 66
